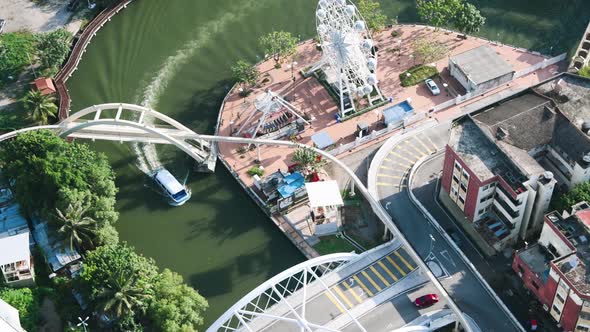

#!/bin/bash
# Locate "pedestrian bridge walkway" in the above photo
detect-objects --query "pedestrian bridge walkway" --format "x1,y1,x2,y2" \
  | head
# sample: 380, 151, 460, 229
207, 240, 428, 332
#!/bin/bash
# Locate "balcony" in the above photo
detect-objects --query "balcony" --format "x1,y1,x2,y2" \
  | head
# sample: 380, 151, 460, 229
497, 184, 521, 206
494, 198, 520, 220
492, 204, 517, 229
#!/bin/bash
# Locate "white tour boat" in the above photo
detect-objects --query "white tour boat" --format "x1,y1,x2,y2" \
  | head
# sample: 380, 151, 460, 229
152, 168, 191, 206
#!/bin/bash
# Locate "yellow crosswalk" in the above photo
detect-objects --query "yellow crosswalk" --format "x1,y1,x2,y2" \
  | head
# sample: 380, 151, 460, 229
425, 135, 439, 151
409, 139, 430, 155
369, 265, 390, 287
324, 291, 346, 313
386, 255, 406, 276
399, 144, 423, 160
394, 251, 415, 271
403, 141, 428, 158
353, 275, 374, 297
383, 158, 412, 168
332, 285, 354, 308
342, 281, 363, 304
361, 270, 382, 292
377, 173, 400, 179
415, 136, 434, 154
377, 261, 398, 282
389, 151, 416, 164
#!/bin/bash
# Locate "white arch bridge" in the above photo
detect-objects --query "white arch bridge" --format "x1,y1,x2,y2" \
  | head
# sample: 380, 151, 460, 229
0, 103, 485, 332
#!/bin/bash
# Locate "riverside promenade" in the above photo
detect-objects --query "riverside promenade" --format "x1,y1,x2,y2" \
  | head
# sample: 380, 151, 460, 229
216, 24, 563, 189
55, 0, 134, 120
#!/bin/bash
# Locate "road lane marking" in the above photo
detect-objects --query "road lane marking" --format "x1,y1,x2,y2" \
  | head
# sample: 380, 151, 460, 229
370, 265, 390, 287
324, 291, 346, 313
440, 250, 457, 268
341, 282, 363, 304
378, 174, 401, 179
395, 251, 415, 271
383, 158, 412, 168
386, 255, 407, 276
332, 285, 354, 308
399, 144, 422, 159
380, 165, 393, 170
415, 136, 434, 154
425, 135, 439, 151
409, 138, 430, 155
361, 270, 382, 292
377, 261, 398, 282
389, 151, 416, 164
403, 141, 428, 157
377, 182, 393, 186
353, 275, 374, 297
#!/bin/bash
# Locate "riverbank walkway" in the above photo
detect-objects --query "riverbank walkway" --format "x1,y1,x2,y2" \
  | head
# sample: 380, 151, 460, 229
216, 25, 562, 190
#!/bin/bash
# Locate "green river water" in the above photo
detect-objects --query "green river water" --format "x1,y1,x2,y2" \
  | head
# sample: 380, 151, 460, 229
65, 0, 589, 326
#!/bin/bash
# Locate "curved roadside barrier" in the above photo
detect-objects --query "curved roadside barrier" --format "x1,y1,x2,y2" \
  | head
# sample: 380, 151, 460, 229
407, 153, 525, 332
54, 0, 135, 120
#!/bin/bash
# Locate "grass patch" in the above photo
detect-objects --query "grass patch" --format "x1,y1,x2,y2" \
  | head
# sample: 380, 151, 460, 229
0, 32, 38, 87
399, 65, 438, 87
579, 66, 590, 79
313, 235, 357, 255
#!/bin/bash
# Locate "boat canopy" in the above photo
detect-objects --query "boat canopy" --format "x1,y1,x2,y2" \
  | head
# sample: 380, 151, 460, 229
155, 169, 184, 195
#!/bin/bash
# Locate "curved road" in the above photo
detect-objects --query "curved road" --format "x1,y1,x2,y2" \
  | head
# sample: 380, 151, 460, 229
368, 123, 522, 332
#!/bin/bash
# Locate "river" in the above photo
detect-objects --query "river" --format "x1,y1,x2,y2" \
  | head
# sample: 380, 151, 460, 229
65, 0, 589, 327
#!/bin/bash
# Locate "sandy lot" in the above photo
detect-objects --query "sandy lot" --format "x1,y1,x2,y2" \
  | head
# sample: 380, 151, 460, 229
0, 0, 77, 33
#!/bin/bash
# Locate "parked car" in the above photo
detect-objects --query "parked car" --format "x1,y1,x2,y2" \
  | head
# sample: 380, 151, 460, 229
0, 19, 6, 34
414, 293, 439, 308
425, 78, 440, 96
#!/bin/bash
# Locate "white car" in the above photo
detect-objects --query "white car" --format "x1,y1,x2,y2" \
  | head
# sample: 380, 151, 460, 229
425, 78, 440, 96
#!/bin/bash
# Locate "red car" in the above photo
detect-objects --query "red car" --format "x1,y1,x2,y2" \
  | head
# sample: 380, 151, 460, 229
414, 294, 439, 307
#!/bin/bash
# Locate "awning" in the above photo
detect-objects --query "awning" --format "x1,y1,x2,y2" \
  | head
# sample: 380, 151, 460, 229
311, 131, 334, 149
277, 172, 305, 198
0, 232, 29, 266
305, 180, 344, 208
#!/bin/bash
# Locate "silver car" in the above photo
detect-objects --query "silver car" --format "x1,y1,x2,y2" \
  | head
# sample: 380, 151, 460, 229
425, 78, 440, 96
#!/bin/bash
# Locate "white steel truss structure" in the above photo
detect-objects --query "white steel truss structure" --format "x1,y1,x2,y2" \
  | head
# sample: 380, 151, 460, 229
207, 253, 365, 332
309, 0, 384, 118
235, 90, 309, 141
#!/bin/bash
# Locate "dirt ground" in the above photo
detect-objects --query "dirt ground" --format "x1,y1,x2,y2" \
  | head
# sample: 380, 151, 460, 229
0, 0, 82, 33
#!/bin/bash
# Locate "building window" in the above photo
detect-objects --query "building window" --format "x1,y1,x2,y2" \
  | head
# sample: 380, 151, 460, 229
517, 264, 524, 274
553, 305, 561, 315
478, 209, 484, 215
531, 280, 539, 290
458, 196, 465, 204
454, 162, 461, 171
462, 170, 469, 179
577, 326, 590, 332
556, 293, 565, 303
460, 183, 467, 192
579, 311, 590, 320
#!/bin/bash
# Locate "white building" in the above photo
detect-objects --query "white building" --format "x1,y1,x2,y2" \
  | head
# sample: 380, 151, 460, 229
0, 232, 34, 287
449, 45, 514, 92
0, 298, 25, 332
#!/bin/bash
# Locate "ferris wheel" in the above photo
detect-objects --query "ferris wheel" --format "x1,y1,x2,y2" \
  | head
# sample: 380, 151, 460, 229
311, 0, 384, 118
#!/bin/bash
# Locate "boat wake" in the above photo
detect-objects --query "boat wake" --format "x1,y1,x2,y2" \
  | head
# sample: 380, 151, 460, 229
131, 0, 270, 175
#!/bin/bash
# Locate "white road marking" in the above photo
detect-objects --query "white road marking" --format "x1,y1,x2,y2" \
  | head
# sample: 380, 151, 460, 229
385, 202, 391, 210
440, 250, 456, 267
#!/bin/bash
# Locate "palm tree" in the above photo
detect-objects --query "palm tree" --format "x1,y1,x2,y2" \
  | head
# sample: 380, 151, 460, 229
96, 271, 150, 321
54, 201, 97, 252
22, 90, 58, 125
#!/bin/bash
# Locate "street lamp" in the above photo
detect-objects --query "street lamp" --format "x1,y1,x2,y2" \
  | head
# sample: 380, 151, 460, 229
238, 87, 246, 104
427, 233, 436, 257
77, 316, 89, 332
442, 83, 449, 96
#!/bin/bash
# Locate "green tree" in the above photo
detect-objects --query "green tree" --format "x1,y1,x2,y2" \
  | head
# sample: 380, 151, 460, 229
259, 31, 298, 66
36, 29, 72, 74
54, 201, 98, 252
231, 60, 260, 92
356, 0, 388, 32
0, 287, 40, 332
148, 269, 208, 332
412, 37, 449, 64
0, 131, 118, 243
79, 244, 158, 328
291, 147, 327, 175
554, 181, 590, 212
416, 0, 462, 30
453, 2, 485, 37
22, 90, 58, 125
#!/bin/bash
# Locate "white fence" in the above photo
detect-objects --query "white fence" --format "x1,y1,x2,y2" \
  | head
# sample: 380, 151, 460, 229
514, 53, 566, 78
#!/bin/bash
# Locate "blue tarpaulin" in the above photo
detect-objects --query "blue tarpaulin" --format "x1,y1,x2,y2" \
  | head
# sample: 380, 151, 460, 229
382, 100, 414, 126
311, 131, 335, 149
277, 172, 305, 198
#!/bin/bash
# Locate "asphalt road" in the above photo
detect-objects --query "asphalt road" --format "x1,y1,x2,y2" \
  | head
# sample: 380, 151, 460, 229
373, 124, 522, 332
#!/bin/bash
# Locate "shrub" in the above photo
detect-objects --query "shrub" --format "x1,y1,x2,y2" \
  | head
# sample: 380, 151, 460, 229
0, 287, 40, 331
579, 66, 590, 78
247, 166, 264, 177
399, 65, 439, 87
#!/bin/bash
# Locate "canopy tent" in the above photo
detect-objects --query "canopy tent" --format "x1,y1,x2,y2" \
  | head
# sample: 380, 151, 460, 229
311, 131, 335, 149
305, 180, 344, 208
0, 232, 29, 266
277, 172, 305, 199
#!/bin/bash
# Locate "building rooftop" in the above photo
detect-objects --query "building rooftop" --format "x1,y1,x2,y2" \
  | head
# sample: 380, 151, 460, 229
449, 117, 526, 190
518, 244, 552, 282
545, 210, 590, 296
535, 74, 590, 129
450, 45, 514, 85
